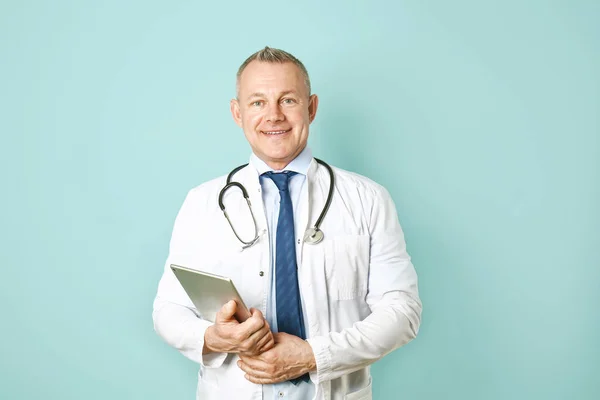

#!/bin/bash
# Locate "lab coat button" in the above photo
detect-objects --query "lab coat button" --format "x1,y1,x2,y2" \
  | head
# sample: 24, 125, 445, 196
259, 271, 264, 277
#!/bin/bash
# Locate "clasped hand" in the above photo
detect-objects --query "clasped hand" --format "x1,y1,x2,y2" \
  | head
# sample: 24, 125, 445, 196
203, 300, 275, 355
204, 301, 316, 384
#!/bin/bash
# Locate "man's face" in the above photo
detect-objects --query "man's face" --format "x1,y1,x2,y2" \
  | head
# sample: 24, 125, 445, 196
231, 61, 318, 170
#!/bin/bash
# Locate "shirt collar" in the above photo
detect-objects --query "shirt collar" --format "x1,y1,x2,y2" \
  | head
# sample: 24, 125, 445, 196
249, 146, 313, 177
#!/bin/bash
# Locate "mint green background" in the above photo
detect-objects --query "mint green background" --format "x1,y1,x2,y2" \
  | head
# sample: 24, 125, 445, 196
1, 1, 598, 399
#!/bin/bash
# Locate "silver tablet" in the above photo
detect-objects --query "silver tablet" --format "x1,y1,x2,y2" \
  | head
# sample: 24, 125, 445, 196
170, 264, 251, 323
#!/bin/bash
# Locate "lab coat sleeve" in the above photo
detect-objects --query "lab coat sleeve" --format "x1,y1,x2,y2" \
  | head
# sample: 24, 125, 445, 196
306, 185, 422, 383
152, 189, 228, 368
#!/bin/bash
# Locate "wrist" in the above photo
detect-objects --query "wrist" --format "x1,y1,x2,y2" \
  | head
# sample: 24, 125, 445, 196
203, 326, 215, 355
303, 341, 317, 372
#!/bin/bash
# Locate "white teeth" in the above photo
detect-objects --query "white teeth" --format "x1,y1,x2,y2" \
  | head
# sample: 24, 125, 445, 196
264, 130, 287, 135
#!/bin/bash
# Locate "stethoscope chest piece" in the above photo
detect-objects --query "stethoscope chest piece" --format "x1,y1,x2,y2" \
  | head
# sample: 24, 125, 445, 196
303, 227, 324, 245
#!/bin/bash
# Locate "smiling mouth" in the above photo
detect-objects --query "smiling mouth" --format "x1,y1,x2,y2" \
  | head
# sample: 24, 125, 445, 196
261, 129, 292, 136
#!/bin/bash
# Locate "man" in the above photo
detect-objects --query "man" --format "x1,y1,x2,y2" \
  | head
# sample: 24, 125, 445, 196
153, 47, 422, 400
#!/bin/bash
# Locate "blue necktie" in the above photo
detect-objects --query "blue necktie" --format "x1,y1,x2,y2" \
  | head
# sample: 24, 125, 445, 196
264, 171, 310, 384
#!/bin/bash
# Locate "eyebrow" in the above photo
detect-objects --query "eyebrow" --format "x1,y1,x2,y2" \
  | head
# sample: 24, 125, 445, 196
246, 90, 299, 100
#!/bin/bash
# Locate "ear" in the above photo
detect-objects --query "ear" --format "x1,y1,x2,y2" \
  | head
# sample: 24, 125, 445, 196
230, 98, 242, 128
308, 94, 319, 123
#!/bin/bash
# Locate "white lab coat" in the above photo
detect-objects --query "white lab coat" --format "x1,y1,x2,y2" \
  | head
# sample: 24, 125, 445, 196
152, 158, 422, 400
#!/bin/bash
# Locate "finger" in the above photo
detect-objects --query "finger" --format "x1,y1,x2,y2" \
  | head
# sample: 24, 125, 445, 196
237, 360, 272, 379
263, 319, 271, 332
257, 332, 275, 353
238, 353, 265, 368
239, 313, 266, 338
235, 304, 252, 322
244, 375, 280, 385
255, 331, 275, 353
250, 308, 265, 320
241, 367, 292, 385
240, 326, 272, 354
216, 300, 237, 322
248, 328, 271, 352
241, 330, 272, 355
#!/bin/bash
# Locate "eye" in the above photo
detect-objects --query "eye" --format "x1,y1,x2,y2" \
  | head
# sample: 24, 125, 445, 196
251, 100, 263, 107
281, 98, 296, 105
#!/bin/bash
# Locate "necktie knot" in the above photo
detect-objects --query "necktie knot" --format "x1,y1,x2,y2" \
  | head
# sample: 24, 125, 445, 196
264, 171, 297, 192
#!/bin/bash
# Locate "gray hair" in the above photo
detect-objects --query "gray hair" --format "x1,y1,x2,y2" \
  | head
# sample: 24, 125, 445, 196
236, 46, 311, 97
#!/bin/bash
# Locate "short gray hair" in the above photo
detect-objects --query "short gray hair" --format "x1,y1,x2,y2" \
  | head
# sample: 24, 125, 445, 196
236, 46, 311, 97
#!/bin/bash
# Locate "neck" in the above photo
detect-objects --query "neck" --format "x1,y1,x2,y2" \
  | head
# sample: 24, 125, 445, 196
265, 160, 291, 171
260, 146, 306, 171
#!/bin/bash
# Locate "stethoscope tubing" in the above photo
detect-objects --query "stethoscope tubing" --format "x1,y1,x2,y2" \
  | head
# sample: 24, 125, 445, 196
218, 158, 334, 247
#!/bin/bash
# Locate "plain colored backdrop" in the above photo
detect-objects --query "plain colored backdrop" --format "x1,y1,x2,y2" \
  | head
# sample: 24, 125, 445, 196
1, 1, 598, 399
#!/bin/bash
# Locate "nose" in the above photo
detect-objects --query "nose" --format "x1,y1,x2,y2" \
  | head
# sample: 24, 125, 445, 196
266, 102, 284, 123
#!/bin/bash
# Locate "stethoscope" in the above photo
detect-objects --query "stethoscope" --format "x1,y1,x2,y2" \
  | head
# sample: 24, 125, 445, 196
218, 158, 335, 250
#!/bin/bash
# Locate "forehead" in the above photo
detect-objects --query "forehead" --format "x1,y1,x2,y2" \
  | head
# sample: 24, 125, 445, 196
238, 61, 307, 98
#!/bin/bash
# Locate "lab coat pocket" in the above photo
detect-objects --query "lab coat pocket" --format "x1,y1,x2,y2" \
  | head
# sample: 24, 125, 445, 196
196, 369, 219, 399
325, 235, 370, 300
344, 377, 372, 400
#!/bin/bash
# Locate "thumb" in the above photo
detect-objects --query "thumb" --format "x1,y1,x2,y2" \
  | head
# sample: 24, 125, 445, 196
217, 300, 237, 322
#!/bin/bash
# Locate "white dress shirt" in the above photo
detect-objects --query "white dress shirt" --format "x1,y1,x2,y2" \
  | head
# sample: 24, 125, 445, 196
251, 146, 316, 400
